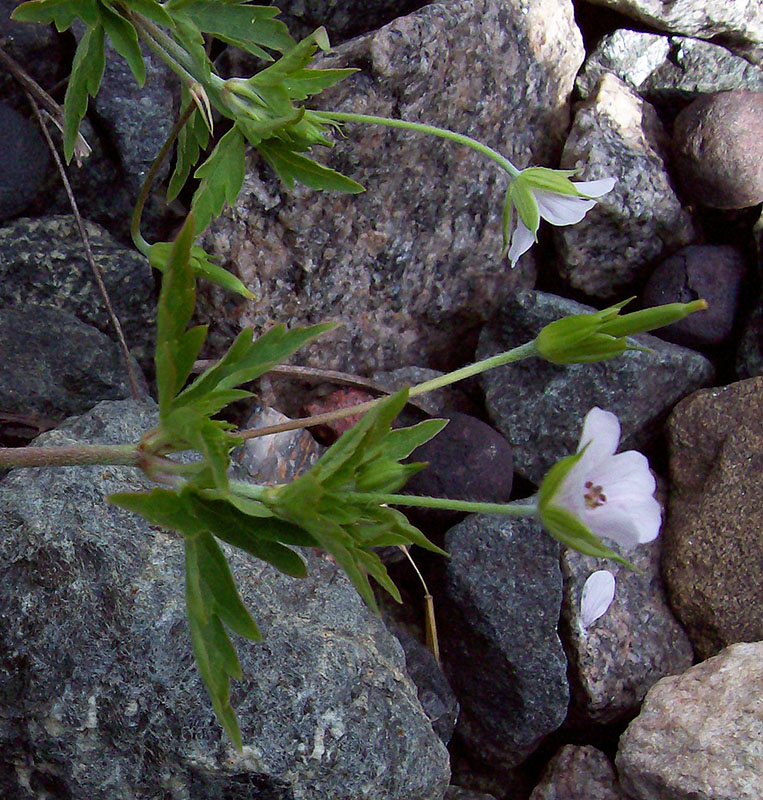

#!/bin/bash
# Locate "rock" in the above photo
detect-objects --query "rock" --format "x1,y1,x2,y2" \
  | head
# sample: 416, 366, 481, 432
555, 74, 697, 298
673, 90, 763, 209
560, 539, 693, 725
303, 387, 377, 442
403, 412, 514, 530
581, 0, 763, 65
477, 290, 714, 484
0, 102, 48, 221
0, 305, 144, 421
233, 406, 325, 485
438, 514, 568, 767
529, 745, 626, 800
616, 642, 763, 800
200, 0, 585, 373
371, 366, 477, 417
576, 31, 763, 111
736, 296, 763, 378
0, 399, 451, 800
0, 215, 156, 370
662, 377, 763, 659
642, 244, 747, 348
446, 787, 497, 800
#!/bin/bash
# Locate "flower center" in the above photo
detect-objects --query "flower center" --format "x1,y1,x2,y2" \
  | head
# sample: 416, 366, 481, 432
584, 480, 607, 509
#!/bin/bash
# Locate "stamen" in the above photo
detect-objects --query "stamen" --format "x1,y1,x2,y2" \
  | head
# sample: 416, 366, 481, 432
584, 480, 607, 509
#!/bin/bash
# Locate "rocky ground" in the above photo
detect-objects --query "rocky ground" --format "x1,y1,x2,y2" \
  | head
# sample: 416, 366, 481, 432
0, 0, 761, 798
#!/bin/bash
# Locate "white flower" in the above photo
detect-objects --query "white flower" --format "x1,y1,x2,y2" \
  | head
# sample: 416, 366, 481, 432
580, 570, 616, 628
552, 408, 661, 550
503, 168, 616, 267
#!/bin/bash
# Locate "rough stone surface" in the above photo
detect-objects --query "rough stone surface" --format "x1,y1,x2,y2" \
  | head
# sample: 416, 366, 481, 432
555, 74, 697, 298
0, 305, 144, 421
201, 0, 586, 373
561, 538, 693, 725
446, 787, 497, 800
581, 0, 763, 65
529, 745, 626, 800
576, 31, 763, 109
662, 377, 763, 659
0, 215, 156, 369
617, 642, 763, 800
672, 90, 763, 209
439, 514, 568, 767
642, 244, 747, 348
736, 294, 763, 378
0, 399, 451, 800
0, 102, 48, 221
477, 290, 714, 484
403, 412, 514, 531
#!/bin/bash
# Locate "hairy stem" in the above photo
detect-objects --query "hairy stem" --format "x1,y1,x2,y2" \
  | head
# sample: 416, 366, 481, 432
0, 444, 140, 469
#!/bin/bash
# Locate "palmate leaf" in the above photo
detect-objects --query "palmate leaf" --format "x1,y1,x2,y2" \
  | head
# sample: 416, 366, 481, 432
190, 126, 246, 234
12, 0, 98, 30
63, 21, 105, 162
256, 139, 364, 193
99, 3, 145, 86
168, 100, 210, 202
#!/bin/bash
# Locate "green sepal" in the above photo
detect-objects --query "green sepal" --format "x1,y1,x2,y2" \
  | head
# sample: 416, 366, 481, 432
99, 3, 145, 86
501, 185, 514, 255
598, 300, 709, 338
537, 449, 584, 510
256, 139, 364, 193
63, 21, 105, 162
519, 167, 579, 195
509, 179, 540, 236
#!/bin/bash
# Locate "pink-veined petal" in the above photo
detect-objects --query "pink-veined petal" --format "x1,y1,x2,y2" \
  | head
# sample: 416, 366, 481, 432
533, 189, 596, 226
508, 215, 535, 266
581, 570, 616, 628
571, 177, 616, 198
577, 408, 620, 466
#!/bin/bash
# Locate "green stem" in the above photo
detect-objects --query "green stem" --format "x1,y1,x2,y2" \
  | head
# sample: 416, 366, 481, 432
312, 110, 521, 178
0, 444, 140, 469
345, 492, 538, 517
235, 340, 538, 441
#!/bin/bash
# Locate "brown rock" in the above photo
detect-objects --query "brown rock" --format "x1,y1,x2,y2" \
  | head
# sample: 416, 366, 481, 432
662, 377, 763, 658
530, 745, 626, 800
672, 90, 763, 209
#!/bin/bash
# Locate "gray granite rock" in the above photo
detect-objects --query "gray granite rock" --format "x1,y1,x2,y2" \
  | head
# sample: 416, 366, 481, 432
561, 538, 693, 725
0, 399, 451, 800
617, 642, 763, 800
662, 377, 763, 659
529, 745, 626, 800
581, 0, 763, 66
642, 244, 747, 348
201, 0, 585, 373
555, 74, 697, 299
0, 215, 155, 370
576, 31, 763, 108
439, 514, 568, 767
446, 787, 497, 800
477, 290, 714, 484
672, 90, 763, 209
0, 102, 48, 221
0, 305, 144, 422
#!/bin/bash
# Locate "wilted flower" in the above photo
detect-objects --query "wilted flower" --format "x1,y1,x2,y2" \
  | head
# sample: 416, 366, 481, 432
538, 407, 661, 557
580, 569, 616, 628
503, 167, 616, 267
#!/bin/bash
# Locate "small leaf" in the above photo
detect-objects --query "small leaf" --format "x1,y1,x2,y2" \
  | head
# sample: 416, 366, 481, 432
99, 3, 146, 86
256, 140, 364, 193
63, 22, 105, 162
168, 100, 210, 202
12, 0, 93, 29
384, 418, 448, 461
108, 487, 205, 536
283, 68, 358, 101
123, 0, 174, 27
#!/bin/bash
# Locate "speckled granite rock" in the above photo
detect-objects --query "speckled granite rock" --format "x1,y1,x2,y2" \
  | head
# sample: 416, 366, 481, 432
0, 102, 48, 221
581, 0, 763, 65
0, 400, 450, 800
561, 538, 693, 725
662, 377, 763, 659
555, 74, 697, 299
201, 0, 585, 373
478, 290, 714, 484
672, 90, 763, 209
617, 642, 763, 800
576, 31, 763, 109
529, 745, 626, 800
0, 305, 145, 421
0, 215, 155, 369
439, 514, 568, 767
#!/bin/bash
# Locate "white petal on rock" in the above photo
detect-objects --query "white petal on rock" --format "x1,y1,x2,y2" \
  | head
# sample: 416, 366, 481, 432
508, 215, 535, 267
581, 570, 616, 628
534, 189, 596, 226
571, 177, 617, 197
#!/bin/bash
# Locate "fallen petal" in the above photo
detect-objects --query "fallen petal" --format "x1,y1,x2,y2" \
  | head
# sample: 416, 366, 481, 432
581, 569, 616, 627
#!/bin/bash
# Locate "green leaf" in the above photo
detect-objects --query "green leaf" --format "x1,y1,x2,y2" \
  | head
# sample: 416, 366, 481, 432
256, 140, 364, 193
63, 22, 105, 162
169, 10, 211, 82
182, 1, 295, 59
283, 68, 357, 100
123, 0, 174, 26
384, 418, 448, 461
12, 0, 95, 29
108, 487, 206, 536
99, 3, 146, 86
191, 126, 246, 234
168, 100, 210, 202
